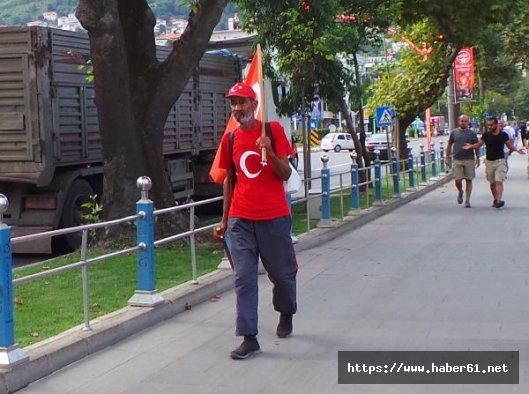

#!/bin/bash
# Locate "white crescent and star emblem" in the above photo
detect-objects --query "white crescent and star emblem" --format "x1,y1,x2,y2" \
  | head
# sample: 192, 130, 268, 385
239, 150, 263, 178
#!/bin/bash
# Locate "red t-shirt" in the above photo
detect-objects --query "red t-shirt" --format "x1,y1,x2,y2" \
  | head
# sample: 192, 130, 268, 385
219, 120, 291, 220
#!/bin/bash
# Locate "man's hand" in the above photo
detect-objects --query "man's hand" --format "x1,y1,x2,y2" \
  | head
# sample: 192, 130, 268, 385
213, 222, 227, 240
256, 135, 274, 156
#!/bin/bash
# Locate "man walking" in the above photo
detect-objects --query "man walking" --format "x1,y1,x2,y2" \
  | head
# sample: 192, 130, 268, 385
463, 117, 525, 208
445, 114, 479, 208
215, 82, 298, 360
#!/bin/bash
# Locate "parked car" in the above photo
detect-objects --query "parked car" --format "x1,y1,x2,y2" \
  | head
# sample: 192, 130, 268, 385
365, 133, 411, 161
320, 132, 355, 152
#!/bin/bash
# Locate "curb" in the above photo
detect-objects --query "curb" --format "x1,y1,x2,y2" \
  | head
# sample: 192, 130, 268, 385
0, 173, 452, 393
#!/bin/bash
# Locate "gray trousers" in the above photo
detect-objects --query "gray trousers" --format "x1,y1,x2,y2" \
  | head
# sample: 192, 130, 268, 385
227, 216, 298, 336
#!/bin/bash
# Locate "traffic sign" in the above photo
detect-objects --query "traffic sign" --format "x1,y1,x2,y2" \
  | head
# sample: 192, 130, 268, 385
376, 106, 394, 127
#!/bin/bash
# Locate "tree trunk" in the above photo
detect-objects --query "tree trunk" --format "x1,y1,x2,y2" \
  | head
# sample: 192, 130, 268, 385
339, 98, 363, 166
352, 52, 371, 168
76, 0, 229, 237
340, 97, 368, 189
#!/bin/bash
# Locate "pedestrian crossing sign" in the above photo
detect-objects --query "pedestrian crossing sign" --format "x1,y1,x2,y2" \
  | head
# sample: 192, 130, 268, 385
376, 106, 394, 127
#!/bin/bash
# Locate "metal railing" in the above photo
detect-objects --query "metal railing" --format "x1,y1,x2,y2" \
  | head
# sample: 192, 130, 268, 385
292, 144, 452, 226
0, 152, 452, 367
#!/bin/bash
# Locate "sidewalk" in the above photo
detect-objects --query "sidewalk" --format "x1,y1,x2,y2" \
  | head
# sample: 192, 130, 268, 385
17, 154, 529, 393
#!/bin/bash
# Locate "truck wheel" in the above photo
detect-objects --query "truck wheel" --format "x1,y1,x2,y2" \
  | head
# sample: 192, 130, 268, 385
55, 179, 94, 252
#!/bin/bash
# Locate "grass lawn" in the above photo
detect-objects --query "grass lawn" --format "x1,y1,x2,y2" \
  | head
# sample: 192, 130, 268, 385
13, 244, 224, 347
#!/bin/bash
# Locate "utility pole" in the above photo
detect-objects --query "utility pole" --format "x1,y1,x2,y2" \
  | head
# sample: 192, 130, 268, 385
447, 69, 458, 131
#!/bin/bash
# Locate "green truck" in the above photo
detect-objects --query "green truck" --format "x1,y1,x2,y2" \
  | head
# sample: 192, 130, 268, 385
0, 26, 241, 252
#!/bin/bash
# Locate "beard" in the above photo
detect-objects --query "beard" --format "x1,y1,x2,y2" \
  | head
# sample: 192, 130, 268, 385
234, 110, 254, 124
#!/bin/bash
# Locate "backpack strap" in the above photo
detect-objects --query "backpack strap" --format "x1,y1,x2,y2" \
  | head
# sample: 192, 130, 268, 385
228, 131, 236, 189
264, 122, 276, 153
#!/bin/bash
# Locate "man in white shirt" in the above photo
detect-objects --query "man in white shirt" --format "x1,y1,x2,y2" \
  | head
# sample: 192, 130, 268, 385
499, 120, 515, 174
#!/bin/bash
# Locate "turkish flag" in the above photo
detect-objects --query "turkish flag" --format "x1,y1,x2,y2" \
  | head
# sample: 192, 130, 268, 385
209, 45, 264, 184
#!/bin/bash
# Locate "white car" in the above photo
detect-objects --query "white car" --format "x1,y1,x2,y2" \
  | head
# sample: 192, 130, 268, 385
320, 132, 355, 152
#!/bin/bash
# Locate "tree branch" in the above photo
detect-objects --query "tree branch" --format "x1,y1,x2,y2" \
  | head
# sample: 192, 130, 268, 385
150, 0, 230, 115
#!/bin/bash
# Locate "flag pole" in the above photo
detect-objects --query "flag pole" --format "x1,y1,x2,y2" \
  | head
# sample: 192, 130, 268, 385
257, 44, 268, 165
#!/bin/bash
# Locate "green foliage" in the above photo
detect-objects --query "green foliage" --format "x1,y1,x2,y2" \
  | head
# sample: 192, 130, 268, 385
514, 78, 529, 121
236, 0, 341, 114
80, 194, 102, 225
460, 99, 488, 124
80, 194, 107, 243
367, 19, 451, 120
474, 28, 522, 95
68, 49, 94, 83
504, 3, 529, 68
396, 0, 524, 46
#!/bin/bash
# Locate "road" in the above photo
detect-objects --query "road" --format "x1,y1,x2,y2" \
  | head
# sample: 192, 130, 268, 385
294, 135, 446, 196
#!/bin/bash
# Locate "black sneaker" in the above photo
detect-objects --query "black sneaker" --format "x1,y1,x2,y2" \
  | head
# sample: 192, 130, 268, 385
464, 201, 471, 208
276, 314, 293, 338
230, 336, 260, 360
457, 190, 463, 204
492, 199, 497, 207
495, 200, 505, 209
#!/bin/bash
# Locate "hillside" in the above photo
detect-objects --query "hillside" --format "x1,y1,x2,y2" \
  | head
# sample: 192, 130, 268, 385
0, 1, 238, 29
0, 0, 75, 26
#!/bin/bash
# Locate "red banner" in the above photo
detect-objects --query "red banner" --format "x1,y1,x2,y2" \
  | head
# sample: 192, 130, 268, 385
453, 47, 475, 103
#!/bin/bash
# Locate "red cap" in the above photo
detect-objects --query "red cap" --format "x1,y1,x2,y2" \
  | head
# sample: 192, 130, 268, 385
226, 82, 257, 100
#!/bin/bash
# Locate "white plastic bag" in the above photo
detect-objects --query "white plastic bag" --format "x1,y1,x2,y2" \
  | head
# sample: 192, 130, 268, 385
285, 162, 302, 194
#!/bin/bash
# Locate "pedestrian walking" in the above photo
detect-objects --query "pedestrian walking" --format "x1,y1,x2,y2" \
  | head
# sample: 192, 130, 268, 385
499, 119, 515, 175
463, 117, 525, 208
214, 82, 298, 360
445, 114, 479, 208
520, 122, 527, 148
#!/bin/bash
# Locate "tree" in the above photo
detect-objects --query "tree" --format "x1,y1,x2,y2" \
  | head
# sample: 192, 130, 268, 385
328, 0, 394, 166
75, 0, 230, 235
367, 19, 456, 157
514, 79, 529, 121
235, 0, 390, 170
367, 0, 526, 157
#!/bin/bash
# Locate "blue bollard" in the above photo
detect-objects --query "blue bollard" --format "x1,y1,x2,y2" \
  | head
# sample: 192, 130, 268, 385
374, 154, 382, 202
391, 152, 400, 196
128, 177, 163, 307
431, 145, 438, 178
319, 155, 332, 227
0, 194, 28, 366
350, 161, 360, 210
420, 144, 427, 183
439, 141, 446, 173
408, 154, 415, 188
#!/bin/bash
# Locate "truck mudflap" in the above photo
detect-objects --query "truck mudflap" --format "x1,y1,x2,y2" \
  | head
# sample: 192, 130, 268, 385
11, 226, 53, 254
